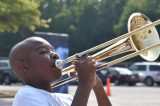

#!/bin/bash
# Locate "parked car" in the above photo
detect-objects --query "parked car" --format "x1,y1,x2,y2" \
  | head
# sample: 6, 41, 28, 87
96, 67, 139, 86
96, 68, 108, 85
0, 59, 21, 85
108, 67, 139, 86
129, 62, 160, 86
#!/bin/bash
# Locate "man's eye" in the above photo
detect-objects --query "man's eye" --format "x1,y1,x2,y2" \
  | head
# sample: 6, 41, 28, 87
39, 51, 48, 54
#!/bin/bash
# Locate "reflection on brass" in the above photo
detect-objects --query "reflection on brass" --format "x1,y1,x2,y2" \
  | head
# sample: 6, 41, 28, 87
130, 15, 151, 56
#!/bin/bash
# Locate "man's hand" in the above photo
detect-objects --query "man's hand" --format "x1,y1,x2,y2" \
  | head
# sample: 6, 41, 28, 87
71, 55, 97, 106
73, 56, 97, 87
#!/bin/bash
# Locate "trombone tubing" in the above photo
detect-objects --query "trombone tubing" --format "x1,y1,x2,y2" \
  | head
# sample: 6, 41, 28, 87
62, 39, 131, 75
97, 43, 160, 70
64, 19, 160, 63
51, 77, 78, 88
51, 43, 160, 88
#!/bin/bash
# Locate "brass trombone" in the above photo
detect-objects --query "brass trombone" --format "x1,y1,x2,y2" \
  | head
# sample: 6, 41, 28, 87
51, 13, 160, 88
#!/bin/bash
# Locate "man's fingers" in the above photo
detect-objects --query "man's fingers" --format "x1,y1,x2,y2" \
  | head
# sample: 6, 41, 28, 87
69, 71, 77, 77
72, 60, 78, 65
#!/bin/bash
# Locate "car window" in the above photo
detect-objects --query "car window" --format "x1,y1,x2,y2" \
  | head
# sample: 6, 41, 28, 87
137, 65, 146, 71
129, 65, 138, 71
99, 69, 108, 75
150, 65, 160, 71
0, 62, 9, 69
109, 70, 118, 76
129, 65, 146, 71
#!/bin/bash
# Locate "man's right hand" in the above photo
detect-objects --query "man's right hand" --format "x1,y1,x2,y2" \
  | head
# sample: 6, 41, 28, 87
73, 55, 97, 87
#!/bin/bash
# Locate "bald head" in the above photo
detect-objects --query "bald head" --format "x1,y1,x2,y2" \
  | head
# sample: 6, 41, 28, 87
9, 37, 51, 81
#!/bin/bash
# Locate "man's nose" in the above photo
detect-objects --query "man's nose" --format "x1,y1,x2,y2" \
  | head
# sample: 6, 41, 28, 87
50, 52, 59, 59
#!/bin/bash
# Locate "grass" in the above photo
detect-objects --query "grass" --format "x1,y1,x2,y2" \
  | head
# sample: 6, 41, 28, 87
0, 90, 17, 98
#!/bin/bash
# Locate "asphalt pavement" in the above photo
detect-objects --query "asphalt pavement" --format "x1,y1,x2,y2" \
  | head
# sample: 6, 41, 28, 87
0, 84, 160, 106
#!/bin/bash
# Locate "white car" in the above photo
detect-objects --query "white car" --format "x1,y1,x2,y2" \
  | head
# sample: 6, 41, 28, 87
129, 62, 160, 86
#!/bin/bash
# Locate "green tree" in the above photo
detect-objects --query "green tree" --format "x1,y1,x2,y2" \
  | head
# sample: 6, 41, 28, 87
39, 0, 98, 54
39, 0, 126, 55
0, 0, 48, 32
114, 0, 160, 35
113, 0, 160, 62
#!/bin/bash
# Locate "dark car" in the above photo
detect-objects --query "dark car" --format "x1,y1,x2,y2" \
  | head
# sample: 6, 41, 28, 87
96, 68, 119, 85
108, 67, 139, 86
0, 60, 21, 85
96, 67, 139, 86
96, 68, 108, 85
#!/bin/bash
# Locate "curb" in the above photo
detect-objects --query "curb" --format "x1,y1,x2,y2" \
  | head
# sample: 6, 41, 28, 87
0, 93, 14, 98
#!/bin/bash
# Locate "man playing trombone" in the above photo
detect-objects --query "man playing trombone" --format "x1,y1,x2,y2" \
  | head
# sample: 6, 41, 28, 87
10, 36, 112, 106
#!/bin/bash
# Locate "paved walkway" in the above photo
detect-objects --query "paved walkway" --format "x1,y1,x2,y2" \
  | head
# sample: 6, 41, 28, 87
1, 85, 160, 106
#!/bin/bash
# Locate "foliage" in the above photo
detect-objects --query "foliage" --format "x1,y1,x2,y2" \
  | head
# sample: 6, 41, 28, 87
0, 0, 160, 62
0, 0, 49, 32
39, 0, 126, 54
114, 0, 160, 35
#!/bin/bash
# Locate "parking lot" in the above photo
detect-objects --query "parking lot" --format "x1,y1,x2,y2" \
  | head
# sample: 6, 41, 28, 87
0, 84, 160, 106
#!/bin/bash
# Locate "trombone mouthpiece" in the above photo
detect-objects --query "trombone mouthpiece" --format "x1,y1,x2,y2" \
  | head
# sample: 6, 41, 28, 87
55, 59, 64, 69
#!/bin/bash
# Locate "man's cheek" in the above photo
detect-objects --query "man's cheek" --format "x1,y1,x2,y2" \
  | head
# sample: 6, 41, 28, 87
44, 54, 50, 59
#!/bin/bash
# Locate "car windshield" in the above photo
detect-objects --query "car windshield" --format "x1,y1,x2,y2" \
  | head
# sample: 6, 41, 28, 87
109, 67, 132, 75
129, 64, 146, 71
0, 60, 10, 69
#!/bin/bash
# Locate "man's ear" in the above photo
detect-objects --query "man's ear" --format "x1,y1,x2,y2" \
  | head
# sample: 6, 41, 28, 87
16, 60, 29, 72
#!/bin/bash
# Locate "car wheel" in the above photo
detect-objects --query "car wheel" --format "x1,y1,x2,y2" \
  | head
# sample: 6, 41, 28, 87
157, 82, 160, 86
114, 80, 120, 86
102, 81, 106, 85
128, 83, 136, 86
144, 77, 154, 86
0, 80, 3, 84
3, 75, 11, 85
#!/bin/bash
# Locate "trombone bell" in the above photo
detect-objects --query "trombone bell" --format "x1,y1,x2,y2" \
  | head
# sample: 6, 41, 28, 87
128, 13, 160, 61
